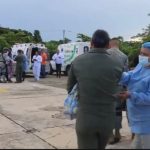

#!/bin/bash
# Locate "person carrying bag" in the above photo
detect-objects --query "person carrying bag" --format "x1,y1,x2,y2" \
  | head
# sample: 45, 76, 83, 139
64, 84, 78, 120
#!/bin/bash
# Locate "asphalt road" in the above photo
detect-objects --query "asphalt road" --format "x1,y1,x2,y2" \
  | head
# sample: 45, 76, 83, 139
0, 75, 132, 149
26, 74, 68, 89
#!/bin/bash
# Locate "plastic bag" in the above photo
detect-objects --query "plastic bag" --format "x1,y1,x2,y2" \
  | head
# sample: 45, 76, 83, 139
64, 84, 78, 120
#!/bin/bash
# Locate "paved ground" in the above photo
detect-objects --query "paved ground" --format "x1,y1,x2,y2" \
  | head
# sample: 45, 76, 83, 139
0, 75, 132, 149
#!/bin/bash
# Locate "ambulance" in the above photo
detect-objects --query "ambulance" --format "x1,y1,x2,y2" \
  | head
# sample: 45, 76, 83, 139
11, 43, 50, 74
49, 42, 90, 75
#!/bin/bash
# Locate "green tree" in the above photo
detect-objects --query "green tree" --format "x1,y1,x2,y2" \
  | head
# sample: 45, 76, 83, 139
77, 33, 91, 42
45, 40, 60, 53
113, 36, 124, 42
0, 27, 36, 50
120, 41, 141, 67
33, 30, 42, 43
45, 38, 71, 58
0, 36, 10, 52
2, 31, 16, 45
131, 24, 150, 42
64, 37, 71, 44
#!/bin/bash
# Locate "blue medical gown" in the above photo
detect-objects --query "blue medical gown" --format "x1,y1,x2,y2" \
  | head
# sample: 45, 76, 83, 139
120, 64, 150, 134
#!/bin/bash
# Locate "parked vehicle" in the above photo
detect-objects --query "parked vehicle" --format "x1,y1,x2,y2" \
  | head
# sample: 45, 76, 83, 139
11, 43, 50, 74
49, 42, 90, 75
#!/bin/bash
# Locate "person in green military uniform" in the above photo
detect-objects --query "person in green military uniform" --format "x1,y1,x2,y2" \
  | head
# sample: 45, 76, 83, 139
67, 30, 124, 149
108, 38, 128, 144
15, 50, 24, 83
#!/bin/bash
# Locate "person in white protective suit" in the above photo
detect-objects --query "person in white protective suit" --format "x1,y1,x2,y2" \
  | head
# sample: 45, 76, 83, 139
32, 51, 42, 81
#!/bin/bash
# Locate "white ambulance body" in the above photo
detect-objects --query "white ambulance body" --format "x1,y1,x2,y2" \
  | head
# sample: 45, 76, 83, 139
50, 42, 90, 75
11, 43, 50, 74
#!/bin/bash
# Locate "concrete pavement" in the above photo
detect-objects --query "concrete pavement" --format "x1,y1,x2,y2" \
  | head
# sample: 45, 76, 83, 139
0, 79, 132, 149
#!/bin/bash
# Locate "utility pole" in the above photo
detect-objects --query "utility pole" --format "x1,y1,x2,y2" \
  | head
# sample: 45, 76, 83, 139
63, 29, 66, 44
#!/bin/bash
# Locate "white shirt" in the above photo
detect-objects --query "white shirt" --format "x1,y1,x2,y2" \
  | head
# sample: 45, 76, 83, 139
32, 55, 42, 66
52, 53, 64, 64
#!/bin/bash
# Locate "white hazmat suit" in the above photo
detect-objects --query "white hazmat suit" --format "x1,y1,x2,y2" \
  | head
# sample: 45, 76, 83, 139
32, 55, 42, 81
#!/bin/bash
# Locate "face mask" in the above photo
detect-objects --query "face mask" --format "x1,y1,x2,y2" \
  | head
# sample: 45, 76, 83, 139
139, 55, 150, 66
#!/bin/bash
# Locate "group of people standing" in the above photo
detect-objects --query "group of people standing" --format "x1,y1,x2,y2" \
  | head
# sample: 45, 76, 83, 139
0, 48, 14, 83
15, 49, 48, 82
0, 48, 48, 83
0, 48, 28, 83
67, 29, 150, 149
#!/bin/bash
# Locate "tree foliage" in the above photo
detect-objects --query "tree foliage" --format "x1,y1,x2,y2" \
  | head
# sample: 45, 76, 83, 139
45, 38, 71, 56
33, 30, 42, 43
120, 41, 141, 67
45, 40, 60, 53
77, 33, 91, 42
63, 37, 71, 44
0, 36, 10, 50
1, 24, 150, 68
0, 27, 35, 52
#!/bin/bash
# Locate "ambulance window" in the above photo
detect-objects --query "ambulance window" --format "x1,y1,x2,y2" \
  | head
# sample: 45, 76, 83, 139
83, 46, 89, 53
31, 47, 38, 62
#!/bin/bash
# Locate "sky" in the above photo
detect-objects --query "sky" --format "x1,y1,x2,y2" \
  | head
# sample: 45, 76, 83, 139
0, 0, 150, 42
